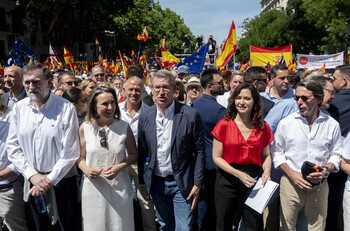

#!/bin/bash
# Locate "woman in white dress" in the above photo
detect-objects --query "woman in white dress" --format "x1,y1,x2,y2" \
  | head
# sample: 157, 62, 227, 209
77, 86, 137, 231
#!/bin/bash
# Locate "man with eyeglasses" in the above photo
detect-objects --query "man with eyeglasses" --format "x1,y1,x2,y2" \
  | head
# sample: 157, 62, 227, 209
192, 69, 226, 231
260, 64, 294, 104
138, 70, 205, 230
326, 64, 350, 230
90, 65, 106, 86
272, 79, 342, 231
58, 70, 79, 91
1, 65, 27, 109
7, 62, 81, 230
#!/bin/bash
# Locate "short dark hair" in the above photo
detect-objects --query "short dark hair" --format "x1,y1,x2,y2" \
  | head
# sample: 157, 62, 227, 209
200, 69, 221, 89
225, 83, 264, 129
295, 80, 324, 107
20, 62, 52, 80
86, 86, 120, 123
335, 64, 350, 81
244, 66, 267, 83
126, 64, 144, 79
58, 71, 75, 83
62, 87, 83, 103
304, 75, 332, 88
270, 64, 288, 78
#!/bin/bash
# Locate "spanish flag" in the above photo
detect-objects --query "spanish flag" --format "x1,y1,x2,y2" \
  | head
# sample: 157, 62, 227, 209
114, 58, 120, 74
118, 51, 129, 79
239, 62, 244, 71
161, 47, 180, 67
321, 63, 326, 73
135, 27, 149, 41
139, 53, 146, 66
215, 21, 237, 68
95, 37, 103, 64
63, 46, 74, 71
0, 63, 4, 74
250, 45, 292, 67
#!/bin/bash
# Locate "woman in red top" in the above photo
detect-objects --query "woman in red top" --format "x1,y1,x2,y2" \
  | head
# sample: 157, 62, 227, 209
212, 83, 274, 231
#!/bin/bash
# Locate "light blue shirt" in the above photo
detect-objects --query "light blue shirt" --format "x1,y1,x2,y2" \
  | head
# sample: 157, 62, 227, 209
260, 86, 295, 105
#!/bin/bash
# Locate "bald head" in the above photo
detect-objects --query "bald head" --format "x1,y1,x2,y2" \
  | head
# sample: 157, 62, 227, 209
4, 66, 23, 91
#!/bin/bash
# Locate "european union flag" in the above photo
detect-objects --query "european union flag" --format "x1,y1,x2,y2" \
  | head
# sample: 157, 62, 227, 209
14, 49, 23, 67
176, 43, 209, 75
4, 54, 14, 67
13, 38, 34, 58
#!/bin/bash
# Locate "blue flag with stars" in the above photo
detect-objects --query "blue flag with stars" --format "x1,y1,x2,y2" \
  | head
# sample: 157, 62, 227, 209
13, 38, 34, 58
176, 42, 209, 75
4, 54, 14, 67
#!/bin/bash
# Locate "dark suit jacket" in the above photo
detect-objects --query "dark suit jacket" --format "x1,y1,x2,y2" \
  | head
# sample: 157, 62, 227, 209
260, 95, 275, 118
192, 94, 226, 170
138, 100, 205, 198
328, 88, 350, 136
1, 89, 27, 107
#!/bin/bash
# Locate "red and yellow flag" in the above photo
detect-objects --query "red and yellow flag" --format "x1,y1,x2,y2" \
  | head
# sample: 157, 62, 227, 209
63, 46, 74, 71
135, 26, 149, 41
244, 60, 251, 71
215, 21, 237, 68
162, 37, 166, 49
0, 63, 4, 74
114, 58, 120, 74
321, 63, 326, 73
139, 53, 146, 66
118, 51, 129, 80
250, 45, 292, 67
239, 62, 244, 71
161, 47, 180, 67
95, 37, 103, 64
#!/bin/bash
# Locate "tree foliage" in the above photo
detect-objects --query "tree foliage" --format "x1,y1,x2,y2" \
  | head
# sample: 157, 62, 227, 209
238, 0, 350, 62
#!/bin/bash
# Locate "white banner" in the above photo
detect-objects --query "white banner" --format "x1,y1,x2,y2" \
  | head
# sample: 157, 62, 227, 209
297, 52, 343, 69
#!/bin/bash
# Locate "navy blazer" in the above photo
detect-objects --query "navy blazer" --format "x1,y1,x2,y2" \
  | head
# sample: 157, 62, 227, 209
138, 100, 205, 198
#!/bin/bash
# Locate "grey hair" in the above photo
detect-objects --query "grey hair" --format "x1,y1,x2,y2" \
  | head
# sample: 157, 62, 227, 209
151, 69, 176, 87
91, 65, 105, 74
124, 76, 144, 89
20, 62, 52, 80
304, 75, 333, 88
295, 80, 324, 107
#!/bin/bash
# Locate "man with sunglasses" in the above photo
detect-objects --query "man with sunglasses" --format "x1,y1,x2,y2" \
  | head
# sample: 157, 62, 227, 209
272, 80, 342, 231
192, 69, 226, 230
260, 64, 294, 104
58, 70, 79, 91
90, 65, 106, 86
7, 62, 81, 230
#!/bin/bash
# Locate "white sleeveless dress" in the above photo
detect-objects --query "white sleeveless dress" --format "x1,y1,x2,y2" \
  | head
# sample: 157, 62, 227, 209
81, 119, 134, 231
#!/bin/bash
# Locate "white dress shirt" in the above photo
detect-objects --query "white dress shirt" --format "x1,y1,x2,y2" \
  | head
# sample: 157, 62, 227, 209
216, 91, 230, 108
0, 121, 19, 186
343, 133, 350, 191
154, 100, 175, 177
7, 93, 80, 186
272, 110, 342, 173
119, 100, 149, 147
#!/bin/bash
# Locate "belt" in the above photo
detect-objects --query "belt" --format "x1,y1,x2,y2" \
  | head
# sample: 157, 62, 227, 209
0, 180, 16, 190
164, 175, 175, 182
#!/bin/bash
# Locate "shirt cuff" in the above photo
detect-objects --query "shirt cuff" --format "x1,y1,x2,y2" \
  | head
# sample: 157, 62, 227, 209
24, 168, 38, 181
327, 156, 341, 172
7, 164, 20, 175
272, 154, 287, 169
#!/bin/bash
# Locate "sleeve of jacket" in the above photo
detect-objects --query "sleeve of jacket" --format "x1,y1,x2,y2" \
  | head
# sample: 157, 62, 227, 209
192, 110, 206, 186
137, 114, 148, 185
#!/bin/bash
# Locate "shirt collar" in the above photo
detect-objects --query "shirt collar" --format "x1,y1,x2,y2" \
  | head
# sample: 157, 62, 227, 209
9, 87, 26, 101
156, 100, 175, 117
295, 109, 327, 122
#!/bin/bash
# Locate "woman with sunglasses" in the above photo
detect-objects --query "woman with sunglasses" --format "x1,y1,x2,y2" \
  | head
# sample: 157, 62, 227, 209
77, 86, 137, 231
62, 87, 88, 125
212, 83, 274, 231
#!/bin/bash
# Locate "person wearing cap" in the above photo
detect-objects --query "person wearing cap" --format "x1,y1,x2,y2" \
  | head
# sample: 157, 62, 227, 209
185, 77, 203, 105
271, 79, 341, 231
176, 65, 190, 82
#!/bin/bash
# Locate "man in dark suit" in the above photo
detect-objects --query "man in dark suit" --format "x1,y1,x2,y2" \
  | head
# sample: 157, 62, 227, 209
192, 69, 226, 231
138, 69, 205, 231
1, 66, 27, 109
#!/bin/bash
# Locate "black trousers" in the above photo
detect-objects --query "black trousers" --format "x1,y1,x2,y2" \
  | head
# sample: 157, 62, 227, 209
215, 164, 263, 231
29, 176, 81, 231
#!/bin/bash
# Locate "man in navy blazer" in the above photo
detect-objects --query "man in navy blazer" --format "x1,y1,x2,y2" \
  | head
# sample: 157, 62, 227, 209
138, 69, 205, 231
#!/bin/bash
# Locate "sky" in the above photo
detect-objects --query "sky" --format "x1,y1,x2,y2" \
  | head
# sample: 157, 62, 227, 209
157, 0, 262, 46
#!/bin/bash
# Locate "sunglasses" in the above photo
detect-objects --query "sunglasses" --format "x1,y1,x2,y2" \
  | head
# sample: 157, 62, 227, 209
63, 81, 80, 86
293, 95, 313, 101
253, 78, 267, 83
278, 76, 289, 81
98, 129, 108, 149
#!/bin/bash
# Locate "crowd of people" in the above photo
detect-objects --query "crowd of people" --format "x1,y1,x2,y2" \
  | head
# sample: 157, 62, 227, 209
0, 61, 350, 231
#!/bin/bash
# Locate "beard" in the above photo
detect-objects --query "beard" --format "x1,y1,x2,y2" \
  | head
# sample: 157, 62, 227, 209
26, 89, 49, 103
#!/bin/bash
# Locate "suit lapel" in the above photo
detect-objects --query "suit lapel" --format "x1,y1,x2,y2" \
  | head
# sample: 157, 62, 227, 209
149, 106, 158, 156
171, 101, 183, 148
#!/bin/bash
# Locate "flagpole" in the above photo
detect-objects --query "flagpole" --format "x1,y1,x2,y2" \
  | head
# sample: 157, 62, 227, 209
233, 54, 236, 71
137, 41, 142, 60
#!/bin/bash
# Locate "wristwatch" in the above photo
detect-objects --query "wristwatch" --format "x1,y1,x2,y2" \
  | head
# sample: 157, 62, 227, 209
323, 166, 330, 178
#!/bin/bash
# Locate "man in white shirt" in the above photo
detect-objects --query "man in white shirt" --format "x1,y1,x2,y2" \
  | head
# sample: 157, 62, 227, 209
272, 79, 342, 231
0, 121, 28, 231
217, 70, 244, 108
7, 62, 81, 230
119, 76, 156, 231
138, 70, 205, 230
